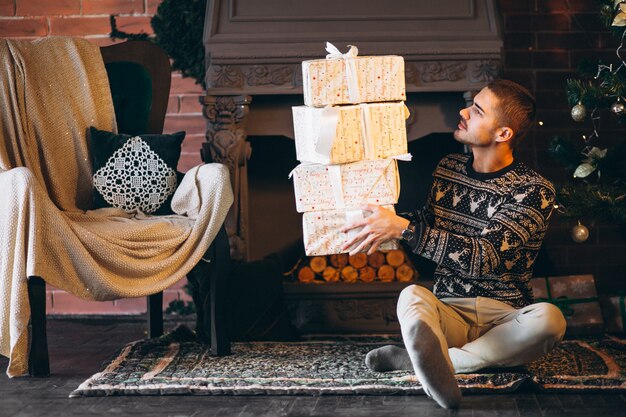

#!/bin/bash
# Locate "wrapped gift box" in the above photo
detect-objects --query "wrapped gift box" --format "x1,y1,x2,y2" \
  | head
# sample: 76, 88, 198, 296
302, 54, 405, 107
292, 159, 400, 213
600, 295, 625, 333
303, 205, 399, 256
530, 275, 604, 335
293, 102, 409, 164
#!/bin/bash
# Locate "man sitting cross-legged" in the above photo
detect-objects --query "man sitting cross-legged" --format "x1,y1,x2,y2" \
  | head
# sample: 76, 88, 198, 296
341, 80, 567, 409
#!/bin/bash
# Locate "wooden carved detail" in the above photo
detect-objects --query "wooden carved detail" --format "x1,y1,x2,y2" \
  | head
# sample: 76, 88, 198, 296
202, 94, 253, 261
207, 65, 244, 88
294, 67, 303, 86
334, 299, 398, 323
405, 60, 499, 87
382, 302, 399, 323
289, 299, 400, 331
404, 62, 419, 86
208, 64, 302, 89
419, 62, 467, 83
470, 59, 500, 83
245, 65, 294, 86
208, 60, 498, 91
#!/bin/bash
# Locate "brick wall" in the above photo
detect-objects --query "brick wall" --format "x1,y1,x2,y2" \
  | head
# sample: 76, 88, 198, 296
1, 0, 624, 313
499, 0, 626, 295
0, 0, 205, 173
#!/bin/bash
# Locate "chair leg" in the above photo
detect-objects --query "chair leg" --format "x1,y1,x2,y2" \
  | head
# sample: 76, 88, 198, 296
147, 292, 164, 338
210, 226, 231, 355
27, 276, 50, 377
187, 225, 231, 355
186, 271, 208, 344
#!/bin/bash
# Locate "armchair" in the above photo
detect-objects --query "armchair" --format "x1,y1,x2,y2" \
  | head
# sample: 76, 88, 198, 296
0, 38, 232, 378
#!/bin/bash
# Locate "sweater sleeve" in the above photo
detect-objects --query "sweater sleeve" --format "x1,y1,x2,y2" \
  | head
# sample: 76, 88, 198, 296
398, 178, 436, 226
405, 183, 555, 278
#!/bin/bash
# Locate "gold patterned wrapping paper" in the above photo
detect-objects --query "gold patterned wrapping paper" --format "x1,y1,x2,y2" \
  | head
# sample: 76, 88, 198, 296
303, 205, 399, 256
292, 102, 409, 164
291, 159, 400, 213
302, 55, 405, 107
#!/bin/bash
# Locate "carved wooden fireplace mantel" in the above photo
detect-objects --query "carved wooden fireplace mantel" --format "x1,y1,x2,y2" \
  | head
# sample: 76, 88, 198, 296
202, 0, 503, 261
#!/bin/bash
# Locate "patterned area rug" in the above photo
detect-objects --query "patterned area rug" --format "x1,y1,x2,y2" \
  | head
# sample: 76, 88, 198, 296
70, 327, 626, 397
526, 336, 626, 391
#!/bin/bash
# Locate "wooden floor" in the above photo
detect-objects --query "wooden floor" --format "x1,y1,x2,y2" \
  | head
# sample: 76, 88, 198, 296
1, 317, 625, 417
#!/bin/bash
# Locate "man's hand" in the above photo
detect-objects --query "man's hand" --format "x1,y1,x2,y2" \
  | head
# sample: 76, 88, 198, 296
340, 204, 410, 255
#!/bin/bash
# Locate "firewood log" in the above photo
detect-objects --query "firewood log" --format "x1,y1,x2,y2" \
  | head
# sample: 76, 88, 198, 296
367, 251, 385, 268
377, 264, 395, 282
386, 249, 405, 267
329, 253, 349, 268
348, 252, 367, 268
297, 266, 315, 283
322, 266, 340, 282
396, 264, 415, 282
358, 266, 376, 282
341, 265, 358, 283
309, 256, 327, 273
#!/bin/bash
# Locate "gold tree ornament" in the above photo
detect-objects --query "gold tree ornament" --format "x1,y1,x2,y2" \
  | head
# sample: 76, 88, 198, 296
571, 103, 587, 122
571, 221, 590, 243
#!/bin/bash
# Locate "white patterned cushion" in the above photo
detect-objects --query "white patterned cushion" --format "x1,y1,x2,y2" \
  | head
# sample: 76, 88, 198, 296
93, 136, 178, 214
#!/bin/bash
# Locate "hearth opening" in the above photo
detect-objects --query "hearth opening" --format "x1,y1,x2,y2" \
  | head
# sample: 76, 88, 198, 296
247, 134, 302, 262
243, 101, 466, 333
246, 131, 464, 279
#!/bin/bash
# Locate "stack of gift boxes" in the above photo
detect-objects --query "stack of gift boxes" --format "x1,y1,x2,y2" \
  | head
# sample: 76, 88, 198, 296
290, 43, 411, 256
531, 274, 626, 335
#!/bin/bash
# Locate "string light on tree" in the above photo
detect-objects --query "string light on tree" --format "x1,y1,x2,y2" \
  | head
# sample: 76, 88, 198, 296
572, 146, 607, 179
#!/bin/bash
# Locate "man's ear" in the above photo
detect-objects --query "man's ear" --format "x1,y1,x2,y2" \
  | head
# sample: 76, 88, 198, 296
495, 127, 514, 144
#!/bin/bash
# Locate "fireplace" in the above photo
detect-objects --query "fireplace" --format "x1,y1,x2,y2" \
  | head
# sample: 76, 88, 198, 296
202, 0, 502, 332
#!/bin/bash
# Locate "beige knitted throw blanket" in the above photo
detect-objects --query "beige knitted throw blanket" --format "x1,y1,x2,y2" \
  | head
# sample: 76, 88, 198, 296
0, 37, 233, 377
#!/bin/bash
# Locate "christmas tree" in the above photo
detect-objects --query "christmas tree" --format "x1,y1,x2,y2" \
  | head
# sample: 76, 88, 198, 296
549, 0, 626, 236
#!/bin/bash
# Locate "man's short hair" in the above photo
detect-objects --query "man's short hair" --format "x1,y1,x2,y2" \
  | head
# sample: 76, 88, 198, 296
486, 79, 536, 148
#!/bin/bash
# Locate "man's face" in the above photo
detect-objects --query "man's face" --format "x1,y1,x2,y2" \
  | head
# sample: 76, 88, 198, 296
453, 87, 501, 148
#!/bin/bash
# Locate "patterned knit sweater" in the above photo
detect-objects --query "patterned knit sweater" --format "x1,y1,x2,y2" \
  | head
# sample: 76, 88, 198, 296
404, 153, 556, 308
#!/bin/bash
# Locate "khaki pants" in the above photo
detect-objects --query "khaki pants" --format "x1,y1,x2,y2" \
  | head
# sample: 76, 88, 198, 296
397, 285, 567, 374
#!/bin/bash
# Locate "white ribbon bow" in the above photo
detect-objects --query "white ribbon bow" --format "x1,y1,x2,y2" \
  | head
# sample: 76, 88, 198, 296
325, 42, 359, 59
325, 42, 361, 103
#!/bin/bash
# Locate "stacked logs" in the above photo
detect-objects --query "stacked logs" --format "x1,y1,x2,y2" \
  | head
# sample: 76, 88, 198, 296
296, 250, 417, 283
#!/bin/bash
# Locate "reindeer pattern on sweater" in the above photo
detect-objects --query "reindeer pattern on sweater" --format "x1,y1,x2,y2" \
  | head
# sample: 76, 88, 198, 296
405, 153, 555, 308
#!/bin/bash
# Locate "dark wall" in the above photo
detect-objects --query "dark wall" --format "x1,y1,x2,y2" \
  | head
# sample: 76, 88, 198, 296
498, 0, 626, 295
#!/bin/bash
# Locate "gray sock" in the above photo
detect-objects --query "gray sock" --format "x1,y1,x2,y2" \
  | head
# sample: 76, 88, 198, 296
365, 345, 413, 372
402, 321, 462, 409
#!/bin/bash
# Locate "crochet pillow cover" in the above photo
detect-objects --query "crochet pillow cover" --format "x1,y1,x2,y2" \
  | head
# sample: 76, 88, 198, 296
89, 126, 185, 215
